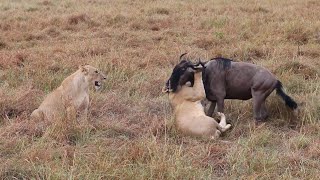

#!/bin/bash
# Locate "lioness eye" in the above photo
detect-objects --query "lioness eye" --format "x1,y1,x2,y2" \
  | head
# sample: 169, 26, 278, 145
95, 70, 98, 73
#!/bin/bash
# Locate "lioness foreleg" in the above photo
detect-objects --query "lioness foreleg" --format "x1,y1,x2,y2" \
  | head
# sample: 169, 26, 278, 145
81, 95, 89, 122
67, 106, 76, 121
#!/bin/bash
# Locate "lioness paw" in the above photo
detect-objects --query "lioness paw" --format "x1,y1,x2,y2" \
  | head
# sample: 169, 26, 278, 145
217, 112, 225, 117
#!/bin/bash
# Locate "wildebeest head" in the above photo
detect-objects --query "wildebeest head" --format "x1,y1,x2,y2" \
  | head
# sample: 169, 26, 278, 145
163, 54, 205, 93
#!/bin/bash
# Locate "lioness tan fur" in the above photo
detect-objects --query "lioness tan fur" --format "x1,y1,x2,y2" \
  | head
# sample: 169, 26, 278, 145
31, 65, 106, 121
168, 70, 231, 139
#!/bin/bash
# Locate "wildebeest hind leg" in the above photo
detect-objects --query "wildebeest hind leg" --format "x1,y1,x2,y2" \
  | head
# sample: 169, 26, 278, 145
252, 90, 265, 122
261, 101, 269, 120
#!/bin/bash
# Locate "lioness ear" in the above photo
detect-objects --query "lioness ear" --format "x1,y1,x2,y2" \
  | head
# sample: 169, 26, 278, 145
79, 65, 88, 74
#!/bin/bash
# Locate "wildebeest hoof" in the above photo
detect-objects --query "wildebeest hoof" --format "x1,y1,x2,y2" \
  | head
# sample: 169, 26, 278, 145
254, 121, 266, 129
293, 108, 299, 117
255, 116, 268, 122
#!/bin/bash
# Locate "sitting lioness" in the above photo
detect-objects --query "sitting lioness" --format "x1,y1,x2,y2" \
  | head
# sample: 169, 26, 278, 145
31, 65, 107, 121
163, 59, 231, 139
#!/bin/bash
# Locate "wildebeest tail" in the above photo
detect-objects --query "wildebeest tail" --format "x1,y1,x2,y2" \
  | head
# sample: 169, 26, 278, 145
275, 80, 297, 110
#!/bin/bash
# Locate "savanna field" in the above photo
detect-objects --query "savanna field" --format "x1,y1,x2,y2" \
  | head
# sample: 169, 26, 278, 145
0, 0, 319, 179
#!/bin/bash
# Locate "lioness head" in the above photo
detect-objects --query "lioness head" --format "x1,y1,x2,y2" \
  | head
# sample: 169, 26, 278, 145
163, 54, 206, 93
79, 65, 107, 90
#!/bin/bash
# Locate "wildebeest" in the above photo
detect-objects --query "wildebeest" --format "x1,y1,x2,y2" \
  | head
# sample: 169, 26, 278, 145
163, 61, 231, 139
164, 54, 298, 123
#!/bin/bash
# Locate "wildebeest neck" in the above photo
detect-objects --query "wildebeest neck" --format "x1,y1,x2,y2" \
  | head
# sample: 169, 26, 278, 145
211, 57, 232, 70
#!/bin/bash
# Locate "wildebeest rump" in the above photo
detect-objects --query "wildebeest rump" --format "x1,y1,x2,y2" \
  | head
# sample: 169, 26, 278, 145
164, 54, 298, 122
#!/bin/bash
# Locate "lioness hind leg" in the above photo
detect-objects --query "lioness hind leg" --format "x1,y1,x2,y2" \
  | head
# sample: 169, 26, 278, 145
30, 109, 44, 121
217, 112, 226, 127
217, 112, 231, 132
30, 109, 47, 133
211, 130, 221, 140
223, 124, 231, 131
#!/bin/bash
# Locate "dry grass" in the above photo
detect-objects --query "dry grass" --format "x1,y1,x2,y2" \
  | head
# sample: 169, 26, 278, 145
0, 0, 319, 179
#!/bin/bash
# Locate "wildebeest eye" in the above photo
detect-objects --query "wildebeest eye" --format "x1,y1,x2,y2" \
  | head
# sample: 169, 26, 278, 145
95, 70, 98, 73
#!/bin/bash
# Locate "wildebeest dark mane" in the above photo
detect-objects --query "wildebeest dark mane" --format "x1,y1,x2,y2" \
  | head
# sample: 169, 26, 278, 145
211, 57, 232, 70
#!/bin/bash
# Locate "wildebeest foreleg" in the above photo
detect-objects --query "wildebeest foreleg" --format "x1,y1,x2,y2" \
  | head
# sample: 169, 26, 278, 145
206, 101, 216, 117
216, 98, 225, 113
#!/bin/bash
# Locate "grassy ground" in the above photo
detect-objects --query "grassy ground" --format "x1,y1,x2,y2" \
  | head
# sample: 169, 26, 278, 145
0, 0, 319, 179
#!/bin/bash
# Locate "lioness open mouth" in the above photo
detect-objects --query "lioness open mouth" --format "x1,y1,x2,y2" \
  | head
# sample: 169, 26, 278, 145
95, 81, 102, 89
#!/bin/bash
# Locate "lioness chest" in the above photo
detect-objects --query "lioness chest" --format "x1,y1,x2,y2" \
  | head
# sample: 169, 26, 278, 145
72, 91, 89, 110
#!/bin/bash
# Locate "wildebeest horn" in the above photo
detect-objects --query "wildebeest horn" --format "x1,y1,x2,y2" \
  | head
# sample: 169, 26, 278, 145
162, 86, 173, 93
162, 86, 169, 93
179, 53, 188, 61
162, 79, 171, 93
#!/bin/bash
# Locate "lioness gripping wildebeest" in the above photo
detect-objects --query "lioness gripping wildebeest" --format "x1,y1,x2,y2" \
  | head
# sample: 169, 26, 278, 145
163, 60, 231, 139
31, 65, 107, 121
176, 53, 298, 123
